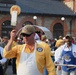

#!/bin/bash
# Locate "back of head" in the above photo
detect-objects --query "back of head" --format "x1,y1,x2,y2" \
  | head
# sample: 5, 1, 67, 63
41, 35, 47, 41
55, 39, 64, 47
59, 35, 63, 39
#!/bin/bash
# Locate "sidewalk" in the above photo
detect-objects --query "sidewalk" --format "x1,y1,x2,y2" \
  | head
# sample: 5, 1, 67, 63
5, 65, 16, 75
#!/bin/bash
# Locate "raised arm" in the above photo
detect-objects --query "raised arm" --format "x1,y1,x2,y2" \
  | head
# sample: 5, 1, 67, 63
5, 30, 16, 51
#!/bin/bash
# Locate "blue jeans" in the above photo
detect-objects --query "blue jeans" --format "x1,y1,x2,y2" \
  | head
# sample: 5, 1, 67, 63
44, 67, 48, 75
62, 69, 76, 75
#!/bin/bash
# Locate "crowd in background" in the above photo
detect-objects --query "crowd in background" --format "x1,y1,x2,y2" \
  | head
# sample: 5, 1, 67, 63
0, 28, 76, 75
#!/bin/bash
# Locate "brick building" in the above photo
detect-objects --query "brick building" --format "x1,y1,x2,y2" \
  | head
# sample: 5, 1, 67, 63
0, 0, 76, 39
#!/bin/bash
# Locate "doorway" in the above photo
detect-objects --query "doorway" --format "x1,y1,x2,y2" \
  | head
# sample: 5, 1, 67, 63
53, 23, 64, 39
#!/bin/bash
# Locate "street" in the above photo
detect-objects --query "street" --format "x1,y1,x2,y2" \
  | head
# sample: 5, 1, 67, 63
5, 65, 16, 75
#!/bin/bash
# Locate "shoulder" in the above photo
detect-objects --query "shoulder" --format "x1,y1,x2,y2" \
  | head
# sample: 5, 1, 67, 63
55, 44, 65, 51
38, 41, 50, 47
72, 44, 76, 50
36, 41, 50, 49
36, 41, 51, 54
0, 46, 3, 50
16, 44, 25, 47
12, 44, 25, 50
72, 43, 76, 47
0, 46, 3, 53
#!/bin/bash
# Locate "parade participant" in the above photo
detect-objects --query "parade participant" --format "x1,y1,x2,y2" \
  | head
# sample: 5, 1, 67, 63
55, 35, 64, 48
0, 36, 9, 74
11, 36, 18, 74
55, 39, 65, 75
0, 46, 7, 75
0, 36, 9, 48
41, 34, 54, 75
55, 34, 76, 75
3, 25, 56, 75
41, 34, 48, 75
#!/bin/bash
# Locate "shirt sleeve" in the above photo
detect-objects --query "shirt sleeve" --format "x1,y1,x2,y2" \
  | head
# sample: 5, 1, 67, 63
55, 45, 64, 63
72, 44, 76, 58
0, 47, 7, 64
3, 45, 18, 59
44, 44, 56, 75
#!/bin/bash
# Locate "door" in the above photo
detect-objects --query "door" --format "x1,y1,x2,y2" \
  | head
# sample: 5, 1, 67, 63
53, 23, 64, 39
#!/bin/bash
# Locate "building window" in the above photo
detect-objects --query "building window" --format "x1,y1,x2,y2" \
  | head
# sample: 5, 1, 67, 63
1, 20, 13, 38
53, 23, 64, 39
0, 0, 16, 8
0, 0, 16, 4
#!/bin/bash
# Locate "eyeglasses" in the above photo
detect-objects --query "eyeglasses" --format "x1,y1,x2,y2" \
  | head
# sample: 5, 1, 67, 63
21, 33, 33, 37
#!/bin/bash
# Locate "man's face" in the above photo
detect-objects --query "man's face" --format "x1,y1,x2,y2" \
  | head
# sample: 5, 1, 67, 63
22, 33, 35, 44
65, 37, 72, 46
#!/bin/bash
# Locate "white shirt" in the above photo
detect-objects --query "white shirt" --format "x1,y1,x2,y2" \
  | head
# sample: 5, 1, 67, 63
55, 43, 76, 63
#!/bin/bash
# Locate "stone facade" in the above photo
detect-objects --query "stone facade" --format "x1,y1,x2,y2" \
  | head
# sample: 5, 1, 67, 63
0, 14, 76, 39
0, 0, 76, 39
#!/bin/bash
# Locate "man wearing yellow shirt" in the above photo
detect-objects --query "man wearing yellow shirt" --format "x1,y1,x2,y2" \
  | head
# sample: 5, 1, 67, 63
3, 25, 56, 75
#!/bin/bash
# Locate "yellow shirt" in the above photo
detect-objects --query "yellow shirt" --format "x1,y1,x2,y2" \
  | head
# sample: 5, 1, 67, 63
3, 42, 56, 75
12, 41, 17, 47
40, 41, 54, 56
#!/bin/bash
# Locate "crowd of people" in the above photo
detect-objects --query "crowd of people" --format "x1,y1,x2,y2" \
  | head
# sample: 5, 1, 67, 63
0, 24, 76, 75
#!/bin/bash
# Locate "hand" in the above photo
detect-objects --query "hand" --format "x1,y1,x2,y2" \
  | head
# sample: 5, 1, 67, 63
10, 30, 16, 40
57, 66, 61, 70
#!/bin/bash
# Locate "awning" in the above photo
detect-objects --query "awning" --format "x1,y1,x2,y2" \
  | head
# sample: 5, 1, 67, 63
34, 25, 53, 40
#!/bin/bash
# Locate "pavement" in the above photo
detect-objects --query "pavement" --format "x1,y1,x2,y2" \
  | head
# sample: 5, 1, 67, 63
5, 65, 76, 75
5, 65, 16, 75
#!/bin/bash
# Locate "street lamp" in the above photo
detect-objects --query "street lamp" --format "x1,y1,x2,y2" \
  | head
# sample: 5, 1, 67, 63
61, 17, 72, 35
61, 17, 65, 37
61, 17, 65, 21
33, 16, 37, 25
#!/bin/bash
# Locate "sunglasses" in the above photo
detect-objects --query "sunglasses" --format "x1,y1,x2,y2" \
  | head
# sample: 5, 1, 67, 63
21, 33, 33, 37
